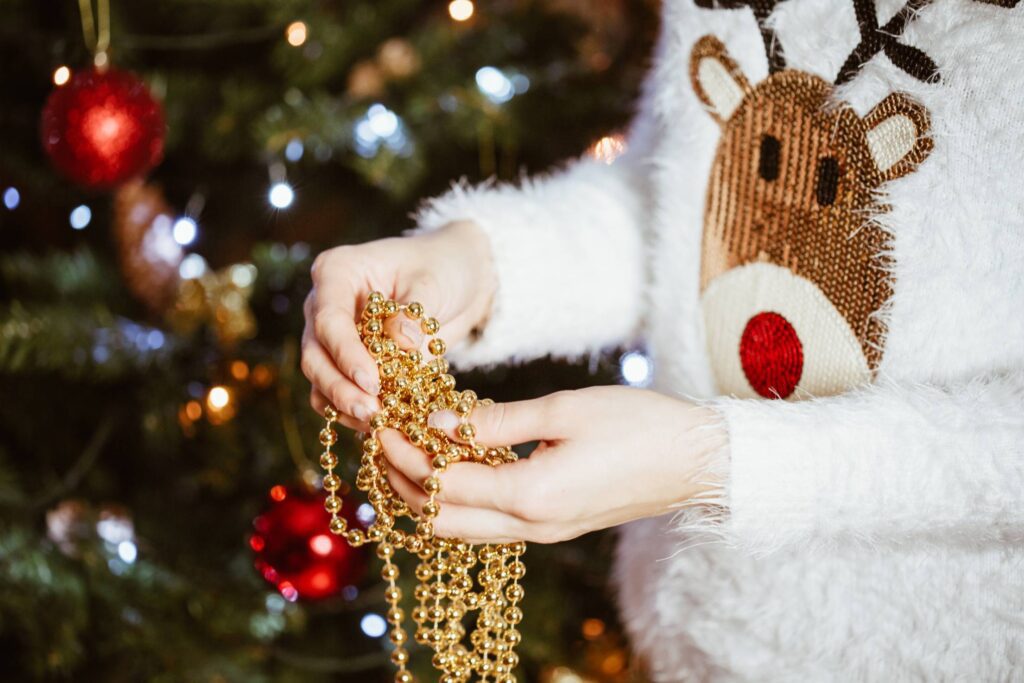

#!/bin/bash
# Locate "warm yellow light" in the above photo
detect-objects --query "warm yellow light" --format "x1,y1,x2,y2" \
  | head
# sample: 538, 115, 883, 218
53, 66, 71, 86
207, 385, 231, 410
286, 21, 308, 47
448, 0, 474, 22
589, 134, 627, 164
581, 617, 605, 639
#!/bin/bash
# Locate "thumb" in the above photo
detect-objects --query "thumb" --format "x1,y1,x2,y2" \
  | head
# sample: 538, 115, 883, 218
426, 394, 565, 447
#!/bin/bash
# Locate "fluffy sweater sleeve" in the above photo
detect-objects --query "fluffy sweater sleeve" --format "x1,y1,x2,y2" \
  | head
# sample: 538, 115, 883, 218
403, 114, 654, 371
689, 372, 1024, 555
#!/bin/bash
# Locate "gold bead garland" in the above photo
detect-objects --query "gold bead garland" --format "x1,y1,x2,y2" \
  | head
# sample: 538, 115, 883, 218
318, 292, 526, 682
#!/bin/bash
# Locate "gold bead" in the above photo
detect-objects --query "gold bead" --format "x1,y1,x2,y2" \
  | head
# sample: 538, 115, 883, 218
328, 516, 348, 535
457, 423, 475, 440
389, 628, 408, 645
370, 413, 387, 429
323, 405, 338, 421
324, 495, 342, 513
322, 474, 341, 491
421, 317, 440, 335
423, 476, 441, 494
363, 438, 381, 454
319, 428, 337, 446
385, 585, 402, 602
381, 564, 399, 581
428, 338, 446, 356
405, 302, 423, 319
422, 501, 439, 518
320, 451, 338, 469
432, 455, 448, 470
505, 583, 524, 602
368, 291, 385, 304
390, 648, 409, 666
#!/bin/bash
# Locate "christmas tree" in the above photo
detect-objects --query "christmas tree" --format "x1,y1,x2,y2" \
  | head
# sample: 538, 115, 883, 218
0, 1, 657, 680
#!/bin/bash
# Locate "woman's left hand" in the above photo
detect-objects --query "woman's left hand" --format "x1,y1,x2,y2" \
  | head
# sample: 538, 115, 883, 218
377, 385, 728, 544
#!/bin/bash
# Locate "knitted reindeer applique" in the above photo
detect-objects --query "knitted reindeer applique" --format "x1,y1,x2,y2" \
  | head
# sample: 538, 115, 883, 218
690, 10, 934, 400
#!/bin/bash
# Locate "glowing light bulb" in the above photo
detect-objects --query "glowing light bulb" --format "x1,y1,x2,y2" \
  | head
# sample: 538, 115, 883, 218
448, 0, 474, 21
268, 182, 294, 209
360, 613, 387, 637
286, 21, 308, 47
475, 66, 514, 104
178, 253, 208, 279
69, 205, 91, 230
207, 385, 230, 410
53, 65, 71, 86
589, 134, 627, 164
172, 217, 198, 246
620, 350, 652, 386
3, 187, 19, 210
117, 540, 138, 564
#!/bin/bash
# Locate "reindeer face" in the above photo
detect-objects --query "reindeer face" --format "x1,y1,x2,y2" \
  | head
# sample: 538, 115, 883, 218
690, 35, 932, 399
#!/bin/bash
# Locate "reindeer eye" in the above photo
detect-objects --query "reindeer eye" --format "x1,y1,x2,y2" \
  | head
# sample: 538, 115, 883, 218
759, 135, 780, 182
816, 157, 840, 206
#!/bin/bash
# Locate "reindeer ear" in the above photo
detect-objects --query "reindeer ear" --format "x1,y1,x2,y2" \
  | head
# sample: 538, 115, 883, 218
862, 93, 933, 181
690, 35, 752, 125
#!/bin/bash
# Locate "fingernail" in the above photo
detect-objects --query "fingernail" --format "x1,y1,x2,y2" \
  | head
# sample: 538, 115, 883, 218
401, 320, 424, 346
353, 368, 380, 396
352, 404, 372, 422
428, 409, 458, 431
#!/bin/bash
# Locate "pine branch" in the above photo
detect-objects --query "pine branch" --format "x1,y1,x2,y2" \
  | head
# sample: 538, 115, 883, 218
0, 302, 174, 379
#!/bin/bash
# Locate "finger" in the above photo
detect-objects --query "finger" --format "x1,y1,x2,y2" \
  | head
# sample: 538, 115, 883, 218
385, 465, 428, 515
302, 326, 379, 424
381, 312, 426, 354
426, 394, 567, 446
310, 296, 381, 397
310, 387, 329, 415
427, 460, 525, 515
431, 502, 531, 544
378, 428, 434, 482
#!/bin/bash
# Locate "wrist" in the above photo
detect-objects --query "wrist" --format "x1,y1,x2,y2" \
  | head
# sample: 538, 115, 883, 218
678, 404, 730, 501
436, 219, 498, 337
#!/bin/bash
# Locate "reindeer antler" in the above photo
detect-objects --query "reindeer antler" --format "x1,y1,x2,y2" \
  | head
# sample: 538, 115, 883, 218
835, 0, 939, 85
694, 0, 787, 73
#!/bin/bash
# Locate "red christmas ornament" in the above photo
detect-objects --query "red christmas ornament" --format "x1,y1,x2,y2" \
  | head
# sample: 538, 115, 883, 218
250, 485, 366, 602
41, 67, 165, 189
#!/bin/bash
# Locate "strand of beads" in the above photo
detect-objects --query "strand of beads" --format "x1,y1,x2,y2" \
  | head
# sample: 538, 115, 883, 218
318, 292, 526, 683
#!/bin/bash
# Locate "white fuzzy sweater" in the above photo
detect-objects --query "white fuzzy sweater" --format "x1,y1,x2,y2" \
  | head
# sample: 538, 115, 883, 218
408, 1, 1024, 680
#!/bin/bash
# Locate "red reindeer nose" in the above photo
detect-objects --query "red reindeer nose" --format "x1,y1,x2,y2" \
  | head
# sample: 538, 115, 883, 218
739, 312, 803, 399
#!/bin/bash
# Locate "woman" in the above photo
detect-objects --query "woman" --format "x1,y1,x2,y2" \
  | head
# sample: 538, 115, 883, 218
302, 1, 1024, 679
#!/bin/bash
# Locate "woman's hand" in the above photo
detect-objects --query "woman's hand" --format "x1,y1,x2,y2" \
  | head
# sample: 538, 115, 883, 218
302, 221, 495, 433
378, 385, 729, 544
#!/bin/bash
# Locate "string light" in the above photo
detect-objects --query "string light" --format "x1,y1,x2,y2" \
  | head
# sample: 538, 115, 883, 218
3, 187, 19, 210
69, 204, 91, 230
268, 181, 294, 209
284, 137, 304, 162
448, 0, 474, 21
172, 216, 198, 246
620, 350, 652, 387
207, 385, 231, 411
117, 540, 138, 564
285, 21, 307, 47
178, 253, 208, 279
360, 613, 388, 638
589, 134, 627, 164
475, 66, 514, 103
53, 65, 71, 86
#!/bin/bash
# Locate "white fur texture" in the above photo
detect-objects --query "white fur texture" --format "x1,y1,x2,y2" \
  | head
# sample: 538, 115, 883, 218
409, 0, 1024, 679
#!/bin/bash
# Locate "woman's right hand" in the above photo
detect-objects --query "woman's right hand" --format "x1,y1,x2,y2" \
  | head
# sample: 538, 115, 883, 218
302, 220, 496, 433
